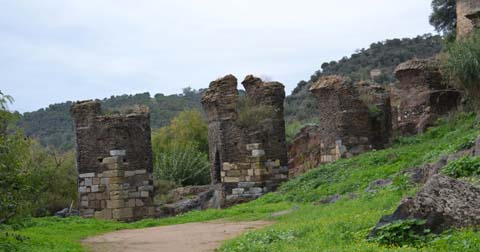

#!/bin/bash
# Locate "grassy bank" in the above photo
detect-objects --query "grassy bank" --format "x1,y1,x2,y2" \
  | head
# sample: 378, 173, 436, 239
1, 113, 479, 252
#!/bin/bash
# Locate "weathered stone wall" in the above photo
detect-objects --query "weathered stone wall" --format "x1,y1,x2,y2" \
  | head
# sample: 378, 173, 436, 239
392, 59, 461, 135
71, 101, 155, 221
201, 75, 288, 205
457, 0, 480, 39
288, 76, 392, 177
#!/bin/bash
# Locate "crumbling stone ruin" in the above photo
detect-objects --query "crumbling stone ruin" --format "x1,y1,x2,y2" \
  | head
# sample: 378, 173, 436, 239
201, 75, 288, 205
391, 59, 461, 135
288, 76, 392, 177
457, 0, 480, 39
71, 101, 155, 221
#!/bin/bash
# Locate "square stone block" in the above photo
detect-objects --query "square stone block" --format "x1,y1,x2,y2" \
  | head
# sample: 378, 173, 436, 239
107, 199, 125, 209
94, 209, 112, 220
102, 156, 122, 164
246, 143, 261, 150
232, 188, 245, 195
112, 208, 133, 220
103, 170, 124, 178
110, 150, 126, 156
223, 177, 240, 183
79, 173, 95, 178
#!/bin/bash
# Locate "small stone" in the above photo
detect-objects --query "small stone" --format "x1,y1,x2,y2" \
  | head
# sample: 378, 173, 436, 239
249, 187, 263, 194
252, 149, 265, 157
91, 185, 99, 192
246, 143, 261, 151
79, 186, 87, 193
238, 182, 256, 188
232, 188, 245, 195
109, 150, 126, 156
84, 178, 92, 186
79, 173, 95, 178
102, 156, 122, 164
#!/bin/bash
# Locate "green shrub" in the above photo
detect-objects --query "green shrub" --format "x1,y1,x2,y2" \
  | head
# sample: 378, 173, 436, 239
151, 109, 208, 154
153, 144, 210, 186
0, 93, 78, 223
442, 156, 480, 178
369, 219, 431, 247
442, 29, 480, 107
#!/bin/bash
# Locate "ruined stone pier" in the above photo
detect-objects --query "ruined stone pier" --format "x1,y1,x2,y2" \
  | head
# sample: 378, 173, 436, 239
71, 101, 155, 221
288, 75, 392, 177
391, 59, 461, 135
201, 75, 288, 206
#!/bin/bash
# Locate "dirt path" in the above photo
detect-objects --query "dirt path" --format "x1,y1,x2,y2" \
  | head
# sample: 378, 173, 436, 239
83, 220, 272, 252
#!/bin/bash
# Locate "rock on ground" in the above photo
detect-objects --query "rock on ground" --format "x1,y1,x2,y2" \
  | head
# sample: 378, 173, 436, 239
371, 175, 480, 235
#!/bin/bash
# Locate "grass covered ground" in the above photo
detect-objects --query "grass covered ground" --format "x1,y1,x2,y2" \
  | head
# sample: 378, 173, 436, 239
1, 113, 480, 252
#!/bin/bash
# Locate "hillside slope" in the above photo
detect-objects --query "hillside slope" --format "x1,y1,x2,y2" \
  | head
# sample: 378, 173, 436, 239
285, 34, 443, 122
3, 113, 479, 252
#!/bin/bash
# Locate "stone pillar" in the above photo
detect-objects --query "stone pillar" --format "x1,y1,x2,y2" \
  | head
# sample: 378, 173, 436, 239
71, 100, 155, 221
201, 75, 288, 206
392, 59, 461, 135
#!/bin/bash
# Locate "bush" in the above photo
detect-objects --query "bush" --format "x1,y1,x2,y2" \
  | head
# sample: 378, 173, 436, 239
151, 109, 210, 186
153, 144, 210, 186
369, 219, 431, 247
442, 29, 480, 108
442, 156, 480, 178
152, 109, 208, 154
0, 92, 77, 223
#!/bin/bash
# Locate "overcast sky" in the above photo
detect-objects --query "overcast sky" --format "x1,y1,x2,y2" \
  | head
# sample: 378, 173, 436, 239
1, 0, 435, 112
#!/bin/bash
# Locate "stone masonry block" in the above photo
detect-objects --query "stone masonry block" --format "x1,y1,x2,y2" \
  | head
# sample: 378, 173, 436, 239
110, 150, 126, 156
246, 143, 261, 150
102, 156, 123, 164
112, 208, 133, 220
94, 209, 112, 220
252, 149, 266, 157
107, 199, 125, 209
232, 188, 245, 195
223, 177, 240, 183
102, 170, 124, 178
79, 173, 95, 178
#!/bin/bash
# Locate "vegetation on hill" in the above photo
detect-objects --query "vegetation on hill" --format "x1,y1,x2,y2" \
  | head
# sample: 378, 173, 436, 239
2, 112, 479, 252
285, 34, 443, 123
18, 88, 204, 151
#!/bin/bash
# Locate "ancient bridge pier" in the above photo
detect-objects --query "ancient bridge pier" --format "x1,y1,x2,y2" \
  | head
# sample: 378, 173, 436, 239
71, 101, 155, 221
201, 75, 289, 205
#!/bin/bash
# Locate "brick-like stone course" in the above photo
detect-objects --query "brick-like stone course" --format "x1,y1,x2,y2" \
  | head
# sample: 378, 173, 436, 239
71, 101, 155, 221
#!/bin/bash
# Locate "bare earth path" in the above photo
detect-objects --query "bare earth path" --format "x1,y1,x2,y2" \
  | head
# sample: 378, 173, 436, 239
83, 220, 272, 252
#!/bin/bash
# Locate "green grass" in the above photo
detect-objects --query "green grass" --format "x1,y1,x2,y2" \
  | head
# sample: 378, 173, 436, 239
2, 113, 480, 252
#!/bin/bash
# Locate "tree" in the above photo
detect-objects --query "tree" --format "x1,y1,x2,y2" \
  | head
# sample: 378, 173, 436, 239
429, 0, 457, 35
151, 109, 210, 186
